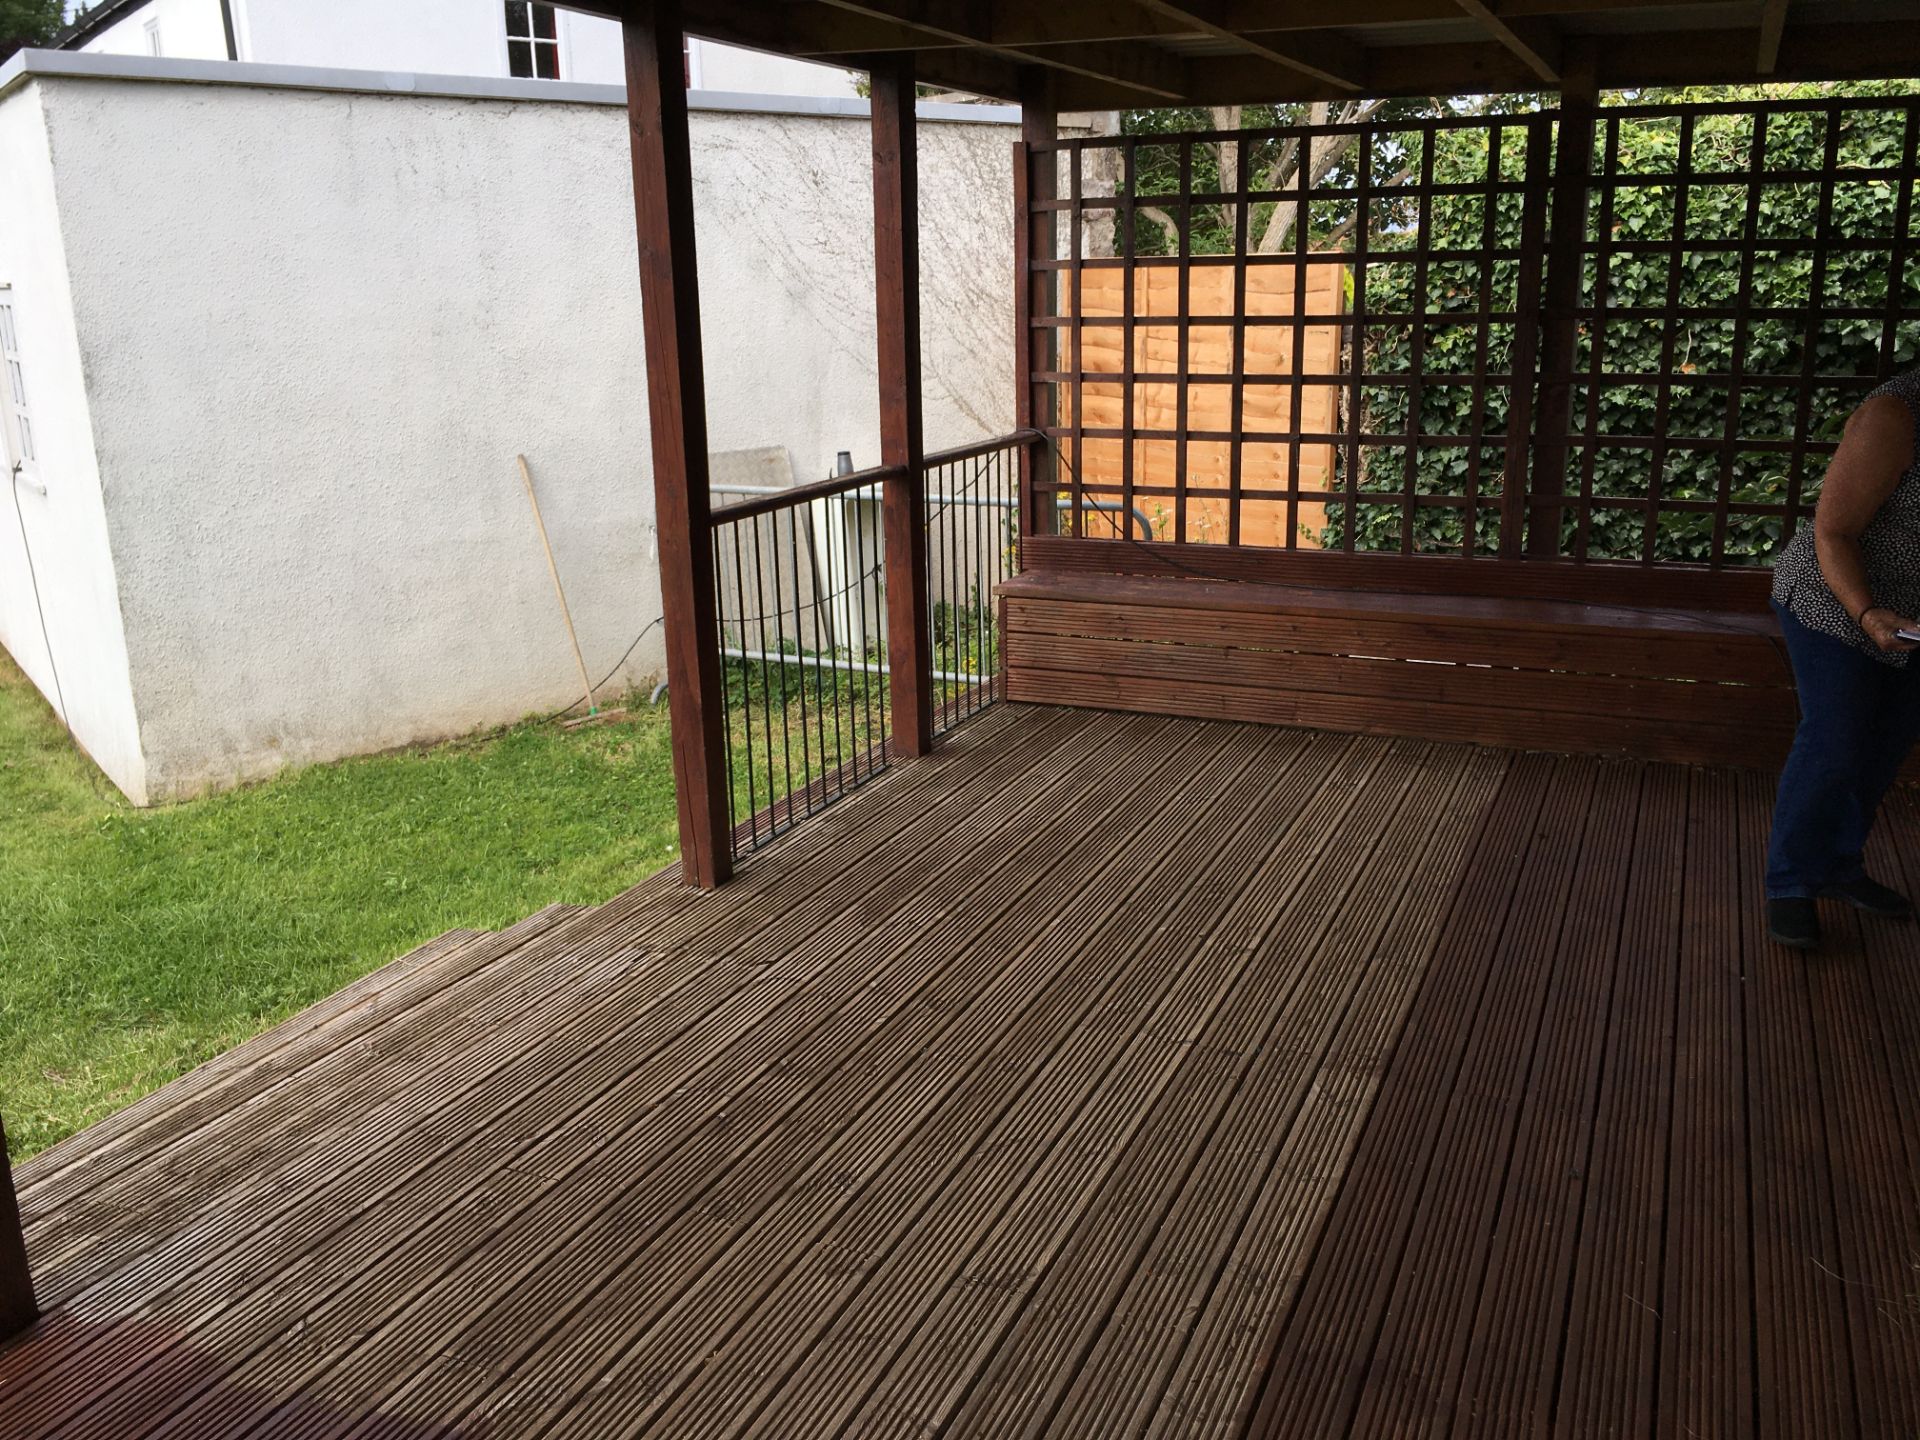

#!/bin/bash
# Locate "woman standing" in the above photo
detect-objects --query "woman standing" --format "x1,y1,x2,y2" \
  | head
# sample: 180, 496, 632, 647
1767, 369, 1920, 949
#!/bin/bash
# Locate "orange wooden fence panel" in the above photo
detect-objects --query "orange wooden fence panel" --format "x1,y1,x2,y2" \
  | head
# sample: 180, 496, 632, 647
1065, 261, 1346, 548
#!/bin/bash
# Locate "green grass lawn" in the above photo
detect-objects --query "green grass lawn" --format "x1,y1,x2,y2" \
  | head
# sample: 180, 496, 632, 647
0, 651, 683, 1162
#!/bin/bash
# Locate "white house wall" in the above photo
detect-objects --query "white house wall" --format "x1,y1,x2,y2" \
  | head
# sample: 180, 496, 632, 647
0, 80, 147, 798
686, 41, 860, 99
73, 1, 855, 99
77, 0, 230, 60
238, 0, 506, 75
13, 64, 1015, 801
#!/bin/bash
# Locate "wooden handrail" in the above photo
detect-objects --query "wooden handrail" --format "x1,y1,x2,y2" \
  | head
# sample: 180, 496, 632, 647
708, 462, 906, 525
707, 433, 1041, 528
1, 1115, 35, 1340
924, 429, 1041, 470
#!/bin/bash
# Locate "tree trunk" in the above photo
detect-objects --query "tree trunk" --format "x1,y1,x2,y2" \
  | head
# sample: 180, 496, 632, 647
1081, 109, 1123, 258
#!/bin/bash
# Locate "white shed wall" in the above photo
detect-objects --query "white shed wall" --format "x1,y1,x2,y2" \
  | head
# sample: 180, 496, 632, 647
0, 81, 146, 797
13, 66, 1014, 801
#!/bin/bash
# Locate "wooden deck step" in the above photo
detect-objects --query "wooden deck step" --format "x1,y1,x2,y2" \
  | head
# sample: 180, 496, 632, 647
13, 925, 484, 1194
13, 911, 585, 1208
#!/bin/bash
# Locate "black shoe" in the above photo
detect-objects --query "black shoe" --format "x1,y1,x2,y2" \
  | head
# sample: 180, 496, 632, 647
1820, 876, 1914, 918
1767, 898, 1822, 950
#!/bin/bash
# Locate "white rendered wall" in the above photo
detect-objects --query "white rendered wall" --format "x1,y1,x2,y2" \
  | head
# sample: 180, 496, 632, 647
14, 68, 1014, 801
0, 82, 147, 798
77, 0, 228, 60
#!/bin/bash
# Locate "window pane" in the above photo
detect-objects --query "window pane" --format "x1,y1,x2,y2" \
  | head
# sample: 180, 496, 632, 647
535, 42, 559, 79
17, 413, 32, 463
505, 2, 529, 39
508, 39, 532, 77
532, 3, 556, 40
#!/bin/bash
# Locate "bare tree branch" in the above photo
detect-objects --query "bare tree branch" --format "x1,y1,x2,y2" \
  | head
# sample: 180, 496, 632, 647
1253, 94, 1489, 255
1137, 204, 1180, 246
1209, 106, 1241, 238
1317, 160, 1417, 249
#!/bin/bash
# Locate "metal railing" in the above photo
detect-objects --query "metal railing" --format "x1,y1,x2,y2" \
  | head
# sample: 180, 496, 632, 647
926, 437, 1019, 735
709, 431, 1038, 858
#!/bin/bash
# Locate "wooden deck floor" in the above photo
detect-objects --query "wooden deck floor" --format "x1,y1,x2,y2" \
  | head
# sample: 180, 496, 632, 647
5, 703, 1918, 1438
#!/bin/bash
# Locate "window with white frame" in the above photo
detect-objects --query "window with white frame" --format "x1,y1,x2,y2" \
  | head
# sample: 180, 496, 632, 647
144, 18, 162, 56
504, 3, 560, 79
0, 289, 36, 473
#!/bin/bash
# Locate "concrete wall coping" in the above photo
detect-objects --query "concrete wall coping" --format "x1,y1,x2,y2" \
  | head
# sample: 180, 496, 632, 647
0, 47, 1024, 124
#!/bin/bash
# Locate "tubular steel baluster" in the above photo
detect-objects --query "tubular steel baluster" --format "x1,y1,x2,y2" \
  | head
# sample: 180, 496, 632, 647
730, 523, 758, 852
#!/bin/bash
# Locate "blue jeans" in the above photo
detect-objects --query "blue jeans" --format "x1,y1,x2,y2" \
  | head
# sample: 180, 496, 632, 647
1767, 601, 1920, 898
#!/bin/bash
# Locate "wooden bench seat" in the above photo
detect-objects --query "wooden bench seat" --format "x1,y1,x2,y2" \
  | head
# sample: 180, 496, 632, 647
997, 570, 1821, 773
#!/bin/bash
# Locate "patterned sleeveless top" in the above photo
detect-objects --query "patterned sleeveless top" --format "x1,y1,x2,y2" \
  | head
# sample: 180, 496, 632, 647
1770, 368, 1920, 669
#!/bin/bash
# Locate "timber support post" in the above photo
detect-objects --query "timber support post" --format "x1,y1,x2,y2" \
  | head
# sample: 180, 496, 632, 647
1, 1116, 34, 1341
624, 0, 732, 886
871, 54, 934, 758
1527, 41, 1598, 557
1015, 70, 1058, 556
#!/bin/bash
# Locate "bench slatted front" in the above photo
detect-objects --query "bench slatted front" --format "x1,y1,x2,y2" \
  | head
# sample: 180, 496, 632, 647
997, 571, 1854, 776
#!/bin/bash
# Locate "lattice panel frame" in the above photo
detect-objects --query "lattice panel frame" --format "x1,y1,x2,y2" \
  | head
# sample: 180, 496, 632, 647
1544, 96, 1920, 568
1024, 113, 1552, 560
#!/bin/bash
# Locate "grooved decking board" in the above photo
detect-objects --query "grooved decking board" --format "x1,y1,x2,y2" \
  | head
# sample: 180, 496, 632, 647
6, 704, 1916, 1439
1735, 769, 1859, 1439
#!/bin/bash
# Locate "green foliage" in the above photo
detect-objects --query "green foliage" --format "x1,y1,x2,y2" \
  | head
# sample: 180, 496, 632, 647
0, 649, 684, 1160
0, 0, 66, 60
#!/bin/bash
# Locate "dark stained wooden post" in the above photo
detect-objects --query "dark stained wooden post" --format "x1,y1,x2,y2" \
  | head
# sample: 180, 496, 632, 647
871, 55, 934, 757
0, 1117, 35, 1340
624, 0, 732, 887
1527, 42, 1598, 557
1016, 71, 1058, 555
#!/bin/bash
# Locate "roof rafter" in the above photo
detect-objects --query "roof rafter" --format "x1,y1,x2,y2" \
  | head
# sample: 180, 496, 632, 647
810, 0, 1194, 100
652, 0, 1029, 100
1130, 0, 1365, 93
1451, 0, 1561, 83
1757, 0, 1789, 75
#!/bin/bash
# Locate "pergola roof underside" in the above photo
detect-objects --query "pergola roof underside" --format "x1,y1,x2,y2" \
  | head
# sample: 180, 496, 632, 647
613, 0, 1920, 105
